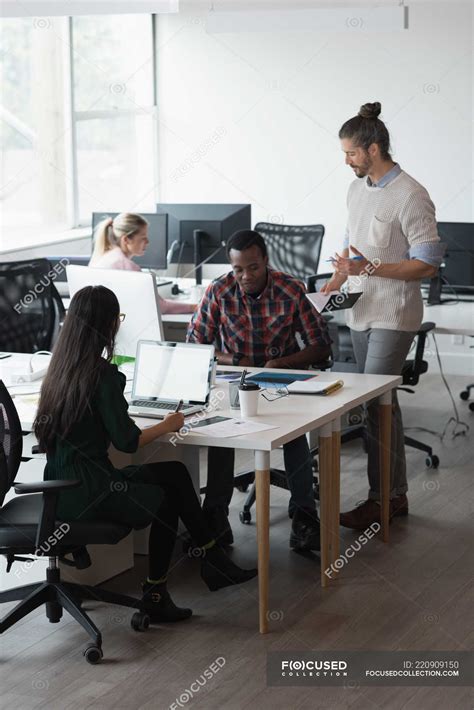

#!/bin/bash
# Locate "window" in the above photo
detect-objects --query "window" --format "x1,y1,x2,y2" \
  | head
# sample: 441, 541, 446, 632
0, 14, 157, 247
72, 14, 157, 224
1, 17, 69, 241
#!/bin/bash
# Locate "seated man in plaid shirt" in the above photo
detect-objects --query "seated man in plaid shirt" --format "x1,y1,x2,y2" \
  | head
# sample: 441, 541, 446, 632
187, 229, 331, 552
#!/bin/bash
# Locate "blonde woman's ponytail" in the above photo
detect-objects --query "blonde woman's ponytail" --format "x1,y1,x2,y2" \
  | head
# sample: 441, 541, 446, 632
90, 217, 116, 265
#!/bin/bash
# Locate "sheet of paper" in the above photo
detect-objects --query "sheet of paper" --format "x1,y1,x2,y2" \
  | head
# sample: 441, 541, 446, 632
306, 291, 340, 314
189, 417, 279, 438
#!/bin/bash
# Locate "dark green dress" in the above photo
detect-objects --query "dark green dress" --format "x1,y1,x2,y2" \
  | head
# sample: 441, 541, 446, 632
44, 361, 163, 526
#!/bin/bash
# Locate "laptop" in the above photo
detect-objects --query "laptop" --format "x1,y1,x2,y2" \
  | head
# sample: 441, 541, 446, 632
128, 340, 215, 419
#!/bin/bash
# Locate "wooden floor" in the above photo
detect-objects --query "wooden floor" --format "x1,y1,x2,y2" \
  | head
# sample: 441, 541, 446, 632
1, 374, 473, 709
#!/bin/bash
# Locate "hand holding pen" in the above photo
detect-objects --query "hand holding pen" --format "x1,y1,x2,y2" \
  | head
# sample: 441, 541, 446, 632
164, 400, 185, 432
327, 246, 369, 276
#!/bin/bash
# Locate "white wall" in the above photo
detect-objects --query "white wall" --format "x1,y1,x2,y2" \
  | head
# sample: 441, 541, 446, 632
156, 1, 473, 266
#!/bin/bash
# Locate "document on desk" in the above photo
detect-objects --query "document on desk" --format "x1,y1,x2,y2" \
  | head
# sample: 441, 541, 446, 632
189, 417, 279, 438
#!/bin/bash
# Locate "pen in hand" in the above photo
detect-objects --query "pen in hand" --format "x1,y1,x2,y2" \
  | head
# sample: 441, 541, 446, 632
325, 256, 363, 262
174, 399, 183, 413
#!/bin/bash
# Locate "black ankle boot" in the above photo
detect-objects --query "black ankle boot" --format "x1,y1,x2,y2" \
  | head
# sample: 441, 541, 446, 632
290, 508, 320, 552
201, 546, 257, 592
141, 582, 193, 623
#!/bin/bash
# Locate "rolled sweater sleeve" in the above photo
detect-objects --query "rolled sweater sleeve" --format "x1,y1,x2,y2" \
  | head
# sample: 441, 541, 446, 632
95, 364, 141, 453
401, 188, 445, 267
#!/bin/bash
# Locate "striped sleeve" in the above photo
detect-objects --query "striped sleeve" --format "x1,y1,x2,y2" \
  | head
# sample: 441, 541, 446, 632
186, 282, 219, 345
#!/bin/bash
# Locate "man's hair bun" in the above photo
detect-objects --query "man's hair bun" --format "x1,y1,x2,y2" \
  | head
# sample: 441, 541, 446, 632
358, 102, 382, 119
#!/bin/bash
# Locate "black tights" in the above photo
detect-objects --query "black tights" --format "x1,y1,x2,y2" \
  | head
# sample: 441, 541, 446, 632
135, 461, 213, 581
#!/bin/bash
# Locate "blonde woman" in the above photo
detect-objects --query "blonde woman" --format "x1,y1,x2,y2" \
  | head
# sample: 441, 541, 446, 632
90, 213, 195, 315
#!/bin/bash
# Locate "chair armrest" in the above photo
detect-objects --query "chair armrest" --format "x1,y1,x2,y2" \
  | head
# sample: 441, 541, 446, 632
14, 479, 81, 494
419, 321, 435, 333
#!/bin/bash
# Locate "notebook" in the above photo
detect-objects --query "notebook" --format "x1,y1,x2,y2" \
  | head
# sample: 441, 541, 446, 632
287, 378, 344, 395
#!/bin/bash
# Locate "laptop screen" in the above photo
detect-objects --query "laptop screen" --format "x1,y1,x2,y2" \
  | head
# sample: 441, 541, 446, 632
133, 341, 214, 404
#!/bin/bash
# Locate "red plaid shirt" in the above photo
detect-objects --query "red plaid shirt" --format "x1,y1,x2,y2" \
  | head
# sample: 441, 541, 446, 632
186, 269, 330, 366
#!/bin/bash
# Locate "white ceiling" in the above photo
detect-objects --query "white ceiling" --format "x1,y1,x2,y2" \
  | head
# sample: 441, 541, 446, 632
181, 0, 471, 8
1, 0, 470, 17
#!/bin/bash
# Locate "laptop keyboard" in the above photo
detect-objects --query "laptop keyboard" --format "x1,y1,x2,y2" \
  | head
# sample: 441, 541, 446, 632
131, 400, 180, 410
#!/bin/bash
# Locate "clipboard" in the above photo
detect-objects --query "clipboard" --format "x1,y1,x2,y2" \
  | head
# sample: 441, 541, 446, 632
306, 291, 362, 314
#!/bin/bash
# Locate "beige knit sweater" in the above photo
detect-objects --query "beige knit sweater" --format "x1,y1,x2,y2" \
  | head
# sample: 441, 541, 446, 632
345, 171, 440, 332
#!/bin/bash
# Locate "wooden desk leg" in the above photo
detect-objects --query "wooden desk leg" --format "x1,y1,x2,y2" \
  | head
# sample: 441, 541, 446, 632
318, 422, 333, 588
379, 391, 392, 543
331, 417, 341, 574
255, 450, 270, 634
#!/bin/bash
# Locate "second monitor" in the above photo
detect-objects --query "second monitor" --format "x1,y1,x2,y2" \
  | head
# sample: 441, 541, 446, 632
156, 203, 251, 283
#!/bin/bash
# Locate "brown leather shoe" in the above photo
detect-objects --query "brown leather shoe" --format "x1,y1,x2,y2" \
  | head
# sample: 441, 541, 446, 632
340, 499, 381, 530
390, 493, 409, 518
340, 496, 409, 530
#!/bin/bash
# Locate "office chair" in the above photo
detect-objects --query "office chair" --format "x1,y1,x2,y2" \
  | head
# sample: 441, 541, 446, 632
0, 381, 150, 664
254, 222, 324, 282
459, 339, 474, 412
0, 259, 65, 353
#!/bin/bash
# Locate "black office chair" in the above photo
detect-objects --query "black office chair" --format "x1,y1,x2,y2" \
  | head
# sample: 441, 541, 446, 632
459, 339, 474, 412
254, 222, 324, 282
0, 259, 65, 353
0, 381, 150, 664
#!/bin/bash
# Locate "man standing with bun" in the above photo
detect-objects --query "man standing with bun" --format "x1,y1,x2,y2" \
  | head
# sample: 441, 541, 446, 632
322, 102, 444, 529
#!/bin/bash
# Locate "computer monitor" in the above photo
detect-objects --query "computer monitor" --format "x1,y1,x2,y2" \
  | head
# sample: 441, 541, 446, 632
156, 203, 251, 283
91, 212, 168, 270
436, 222, 473, 295
66, 265, 164, 358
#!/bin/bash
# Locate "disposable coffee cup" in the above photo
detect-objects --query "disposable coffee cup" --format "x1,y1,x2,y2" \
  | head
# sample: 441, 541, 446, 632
239, 382, 260, 417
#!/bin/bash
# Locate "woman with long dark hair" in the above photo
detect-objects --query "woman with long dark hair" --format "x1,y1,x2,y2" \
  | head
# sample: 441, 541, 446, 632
34, 285, 256, 623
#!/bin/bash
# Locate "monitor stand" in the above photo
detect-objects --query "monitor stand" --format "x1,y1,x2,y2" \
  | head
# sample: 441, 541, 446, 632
427, 272, 442, 305
193, 229, 206, 285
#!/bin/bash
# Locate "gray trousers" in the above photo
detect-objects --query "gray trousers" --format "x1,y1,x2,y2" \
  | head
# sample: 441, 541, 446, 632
350, 328, 416, 501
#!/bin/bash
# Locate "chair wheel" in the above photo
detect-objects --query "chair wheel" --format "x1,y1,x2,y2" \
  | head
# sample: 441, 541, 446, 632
460, 390, 469, 401
83, 643, 103, 664
131, 611, 150, 632
239, 510, 251, 524
425, 455, 439, 469
470, 402, 474, 412
236, 483, 249, 493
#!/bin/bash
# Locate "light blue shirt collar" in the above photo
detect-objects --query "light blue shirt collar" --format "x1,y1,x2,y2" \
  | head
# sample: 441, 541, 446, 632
367, 162, 401, 188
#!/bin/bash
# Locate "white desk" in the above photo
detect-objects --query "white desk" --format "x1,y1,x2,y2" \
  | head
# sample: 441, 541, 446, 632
129, 367, 401, 633
422, 300, 474, 336
2, 354, 400, 634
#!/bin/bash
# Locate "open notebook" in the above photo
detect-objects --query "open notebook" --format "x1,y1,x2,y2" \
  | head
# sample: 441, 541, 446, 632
287, 379, 344, 395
